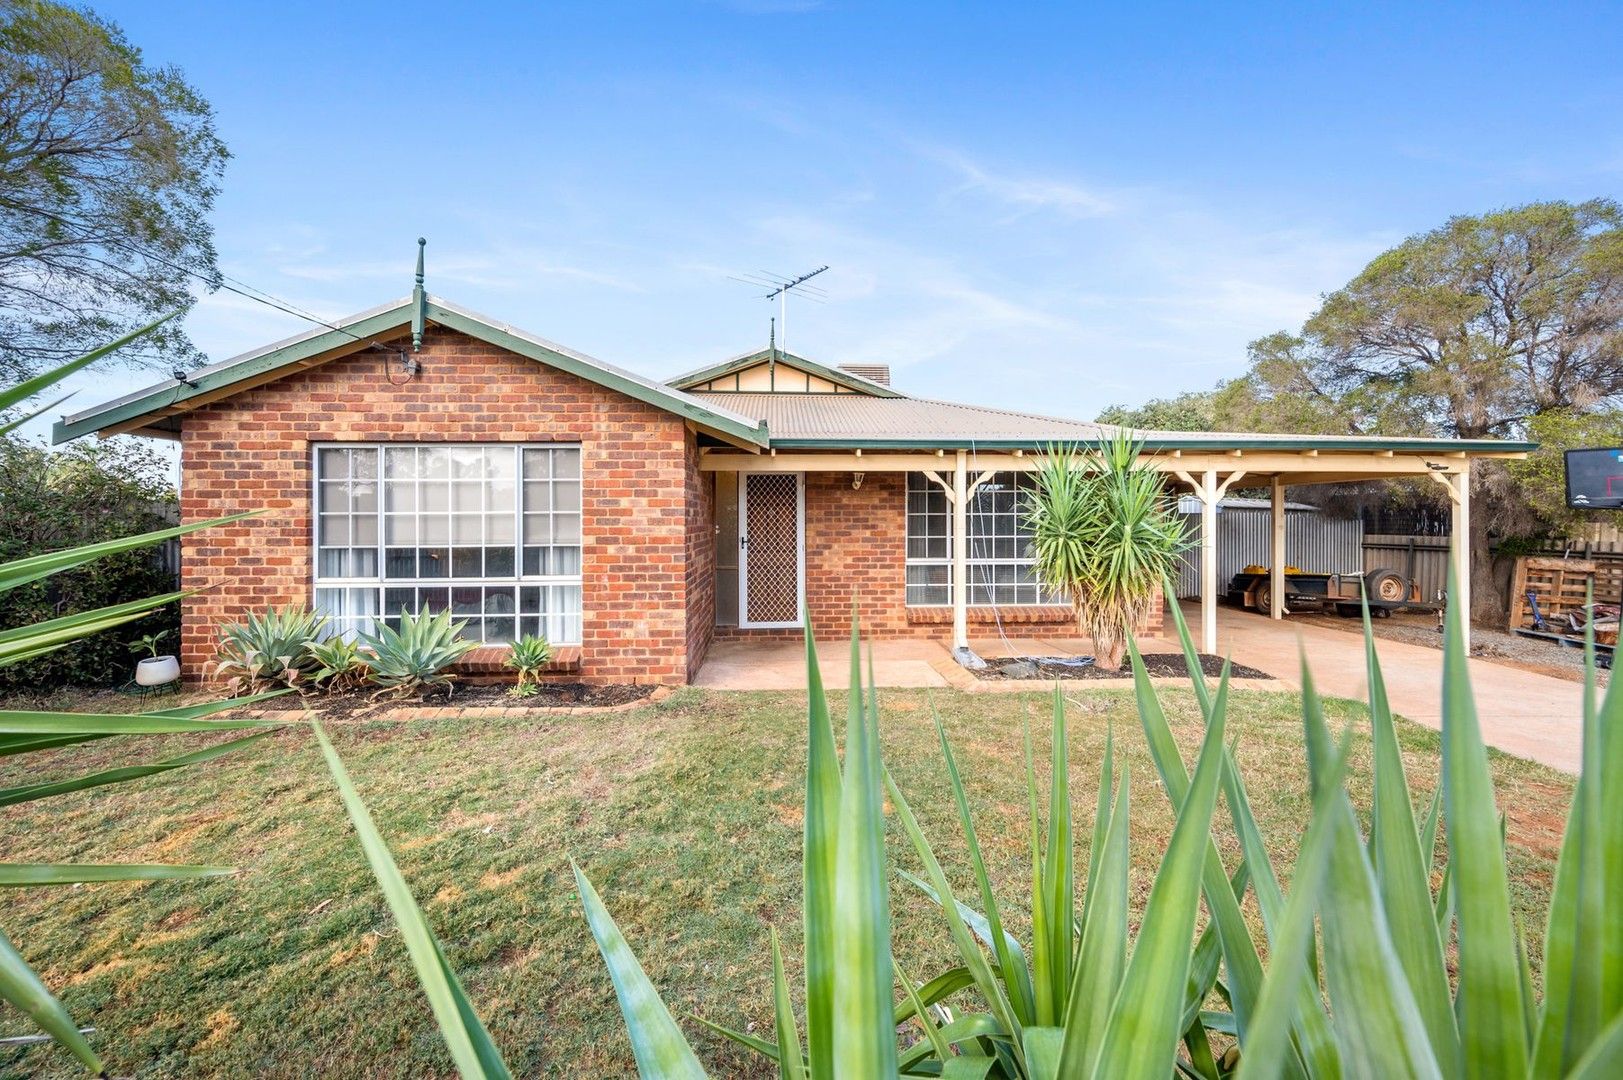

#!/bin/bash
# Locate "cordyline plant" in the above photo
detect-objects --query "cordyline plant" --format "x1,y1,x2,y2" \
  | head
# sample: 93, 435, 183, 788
1, 320, 285, 1076
1025, 433, 1185, 671
308, 584, 1623, 1075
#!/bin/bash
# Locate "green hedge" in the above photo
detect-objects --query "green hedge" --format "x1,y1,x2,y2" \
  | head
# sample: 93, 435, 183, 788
0, 434, 179, 693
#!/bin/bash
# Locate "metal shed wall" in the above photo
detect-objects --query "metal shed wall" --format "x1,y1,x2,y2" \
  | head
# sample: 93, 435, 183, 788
1175, 501, 1365, 599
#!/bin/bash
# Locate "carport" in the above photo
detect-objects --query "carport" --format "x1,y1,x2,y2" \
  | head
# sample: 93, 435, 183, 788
1147, 434, 1532, 655
692, 382, 1533, 660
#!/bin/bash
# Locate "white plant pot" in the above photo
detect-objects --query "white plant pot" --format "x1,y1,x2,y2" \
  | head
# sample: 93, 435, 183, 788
135, 655, 181, 686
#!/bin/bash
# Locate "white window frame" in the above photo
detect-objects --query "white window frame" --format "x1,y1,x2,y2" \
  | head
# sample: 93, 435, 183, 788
310, 442, 583, 645
904, 471, 1057, 607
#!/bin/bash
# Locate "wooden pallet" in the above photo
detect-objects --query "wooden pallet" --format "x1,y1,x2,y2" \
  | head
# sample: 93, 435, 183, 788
1508, 556, 1597, 632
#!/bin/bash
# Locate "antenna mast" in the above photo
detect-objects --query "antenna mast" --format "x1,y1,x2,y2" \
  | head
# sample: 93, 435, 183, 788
765, 265, 828, 356
729, 265, 829, 357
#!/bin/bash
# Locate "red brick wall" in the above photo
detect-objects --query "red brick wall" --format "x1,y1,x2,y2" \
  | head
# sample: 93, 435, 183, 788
803, 471, 909, 637
683, 434, 715, 679
717, 470, 1163, 643
178, 327, 699, 685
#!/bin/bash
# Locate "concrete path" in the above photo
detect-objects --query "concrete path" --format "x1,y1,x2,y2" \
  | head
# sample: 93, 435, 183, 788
1204, 604, 1584, 774
693, 638, 954, 690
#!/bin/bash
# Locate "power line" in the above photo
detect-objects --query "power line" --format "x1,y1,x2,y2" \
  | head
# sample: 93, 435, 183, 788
0, 201, 409, 360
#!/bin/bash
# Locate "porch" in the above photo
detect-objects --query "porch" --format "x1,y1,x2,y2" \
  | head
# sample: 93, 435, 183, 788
693, 626, 1182, 691
692, 603, 1585, 773
702, 444, 1513, 659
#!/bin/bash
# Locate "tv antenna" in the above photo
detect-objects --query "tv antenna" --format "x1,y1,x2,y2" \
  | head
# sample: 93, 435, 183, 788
728, 265, 829, 356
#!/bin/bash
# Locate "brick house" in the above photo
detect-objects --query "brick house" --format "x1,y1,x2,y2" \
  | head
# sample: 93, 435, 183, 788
54, 293, 1531, 683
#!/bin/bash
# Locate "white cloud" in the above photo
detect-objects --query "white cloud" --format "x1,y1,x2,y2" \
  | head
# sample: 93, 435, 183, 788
916, 144, 1119, 220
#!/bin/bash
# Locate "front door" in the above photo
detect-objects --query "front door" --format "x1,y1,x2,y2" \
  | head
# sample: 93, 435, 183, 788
740, 472, 804, 628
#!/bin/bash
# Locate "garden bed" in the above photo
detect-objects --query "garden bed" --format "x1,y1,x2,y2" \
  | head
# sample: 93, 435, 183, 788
974, 653, 1273, 680
251, 681, 655, 720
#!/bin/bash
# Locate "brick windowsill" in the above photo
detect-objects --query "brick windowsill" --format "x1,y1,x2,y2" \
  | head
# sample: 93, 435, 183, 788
455, 645, 582, 676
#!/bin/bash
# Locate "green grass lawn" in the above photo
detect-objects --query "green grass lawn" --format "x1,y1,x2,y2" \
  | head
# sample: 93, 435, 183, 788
0, 684, 1574, 1078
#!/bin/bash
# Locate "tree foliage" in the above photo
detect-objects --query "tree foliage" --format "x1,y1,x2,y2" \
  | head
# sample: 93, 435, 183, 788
0, 0, 227, 382
0, 432, 178, 692
1102, 200, 1623, 622
1508, 408, 1623, 536
1096, 389, 1218, 432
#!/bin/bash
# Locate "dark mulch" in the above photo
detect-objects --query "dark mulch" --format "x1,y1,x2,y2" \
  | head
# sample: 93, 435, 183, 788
253, 681, 653, 720
974, 653, 1273, 681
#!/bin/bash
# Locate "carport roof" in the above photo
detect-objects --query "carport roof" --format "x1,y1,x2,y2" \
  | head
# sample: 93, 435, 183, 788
689, 389, 1536, 454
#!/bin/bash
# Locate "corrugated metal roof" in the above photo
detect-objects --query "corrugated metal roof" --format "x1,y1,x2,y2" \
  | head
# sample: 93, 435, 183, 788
690, 392, 1116, 442
692, 391, 1536, 453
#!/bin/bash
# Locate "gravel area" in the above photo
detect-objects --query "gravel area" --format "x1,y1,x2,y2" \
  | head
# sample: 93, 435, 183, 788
1289, 608, 1609, 686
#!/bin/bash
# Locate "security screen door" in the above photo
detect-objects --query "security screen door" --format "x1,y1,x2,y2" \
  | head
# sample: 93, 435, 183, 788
739, 472, 804, 628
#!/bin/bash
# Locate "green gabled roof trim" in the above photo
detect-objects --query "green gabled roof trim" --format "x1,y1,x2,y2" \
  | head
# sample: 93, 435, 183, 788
53, 297, 769, 448
666, 348, 904, 398
421, 303, 767, 445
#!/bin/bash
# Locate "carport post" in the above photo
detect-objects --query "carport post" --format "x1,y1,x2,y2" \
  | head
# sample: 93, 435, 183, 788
952, 450, 968, 651
1430, 465, 1471, 655
1270, 477, 1286, 620
1201, 469, 1218, 655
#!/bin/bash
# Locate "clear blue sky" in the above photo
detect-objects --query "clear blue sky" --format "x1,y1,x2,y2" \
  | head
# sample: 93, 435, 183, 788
34, 0, 1623, 449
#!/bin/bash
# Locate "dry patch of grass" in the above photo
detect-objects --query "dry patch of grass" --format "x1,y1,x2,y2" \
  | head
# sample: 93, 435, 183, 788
0, 685, 1573, 1077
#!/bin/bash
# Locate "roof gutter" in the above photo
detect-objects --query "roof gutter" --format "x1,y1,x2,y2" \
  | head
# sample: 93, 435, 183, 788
763, 436, 1539, 454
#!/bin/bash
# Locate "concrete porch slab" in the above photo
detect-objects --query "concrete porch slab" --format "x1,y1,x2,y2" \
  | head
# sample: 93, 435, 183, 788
694, 628, 1205, 693
693, 638, 956, 690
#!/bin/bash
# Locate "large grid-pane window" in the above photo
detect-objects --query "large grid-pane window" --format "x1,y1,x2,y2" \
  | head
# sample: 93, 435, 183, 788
904, 472, 1057, 606
314, 444, 582, 644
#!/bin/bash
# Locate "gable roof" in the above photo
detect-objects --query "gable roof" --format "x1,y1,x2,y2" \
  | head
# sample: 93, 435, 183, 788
665, 348, 904, 398
53, 295, 1535, 459
52, 296, 769, 447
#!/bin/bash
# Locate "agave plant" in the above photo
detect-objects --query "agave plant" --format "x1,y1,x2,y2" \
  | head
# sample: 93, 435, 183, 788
359, 608, 478, 699
1, 321, 285, 1074
306, 635, 369, 695
503, 634, 554, 694
312, 573, 1623, 1076
1025, 434, 1185, 671
211, 605, 329, 695
1234, 570, 1623, 1080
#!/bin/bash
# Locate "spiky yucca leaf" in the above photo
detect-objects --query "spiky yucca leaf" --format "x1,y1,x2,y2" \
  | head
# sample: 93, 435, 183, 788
1088, 660, 1230, 1079
314, 720, 514, 1079
0, 326, 278, 1074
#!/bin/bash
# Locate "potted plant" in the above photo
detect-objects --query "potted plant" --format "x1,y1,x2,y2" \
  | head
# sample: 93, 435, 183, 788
128, 629, 180, 686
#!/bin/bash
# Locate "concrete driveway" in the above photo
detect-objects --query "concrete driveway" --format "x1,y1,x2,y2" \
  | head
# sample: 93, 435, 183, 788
1200, 602, 1584, 774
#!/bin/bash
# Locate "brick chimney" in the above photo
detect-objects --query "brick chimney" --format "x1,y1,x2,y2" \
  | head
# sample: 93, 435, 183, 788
838, 364, 891, 387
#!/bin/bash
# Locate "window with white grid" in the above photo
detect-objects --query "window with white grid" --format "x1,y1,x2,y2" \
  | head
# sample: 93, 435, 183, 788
313, 444, 582, 644
904, 471, 1057, 606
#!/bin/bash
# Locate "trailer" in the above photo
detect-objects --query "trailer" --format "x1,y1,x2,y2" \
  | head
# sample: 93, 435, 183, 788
1226, 566, 1419, 616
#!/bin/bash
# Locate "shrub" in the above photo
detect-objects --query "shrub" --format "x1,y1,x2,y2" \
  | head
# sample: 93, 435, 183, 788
0, 433, 179, 693
359, 608, 478, 699
0, 321, 284, 1075
1026, 433, 1186, 671
306, 635, 369, 695
503, 634, 553, 693
211, 605, 328, 695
